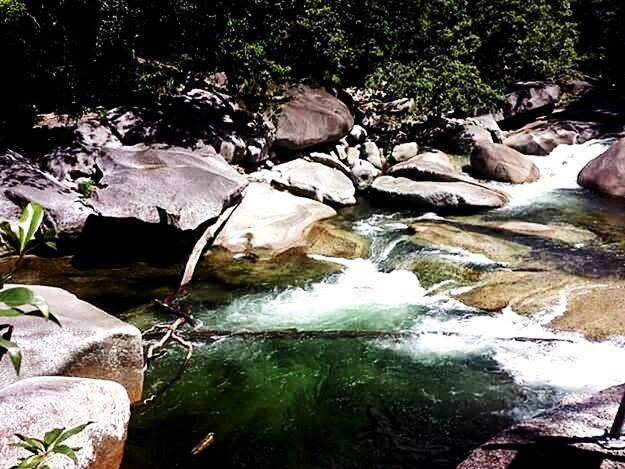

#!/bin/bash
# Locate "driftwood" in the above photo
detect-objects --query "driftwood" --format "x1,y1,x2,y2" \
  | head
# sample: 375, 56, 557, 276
181, 328, 576, 344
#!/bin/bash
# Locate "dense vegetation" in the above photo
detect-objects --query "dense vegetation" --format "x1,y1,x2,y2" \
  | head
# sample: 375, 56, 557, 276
1, 0, 623, 134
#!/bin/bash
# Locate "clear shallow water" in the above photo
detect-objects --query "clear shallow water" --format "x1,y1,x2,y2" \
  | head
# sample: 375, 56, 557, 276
123, 140, 625, 469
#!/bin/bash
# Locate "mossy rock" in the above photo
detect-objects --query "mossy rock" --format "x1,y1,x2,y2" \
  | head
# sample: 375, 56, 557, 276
408, 220, 530, 265
304, 222, 369, 259
203, 247, 340, 287
410, 257, 483, 290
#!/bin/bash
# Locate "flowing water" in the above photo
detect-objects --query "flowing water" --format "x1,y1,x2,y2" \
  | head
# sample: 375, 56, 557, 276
122, 140, 625, 468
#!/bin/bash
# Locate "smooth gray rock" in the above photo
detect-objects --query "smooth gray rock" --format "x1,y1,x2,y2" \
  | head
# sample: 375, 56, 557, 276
578, 138, 625, 197
41, 118, 122, 183
391, 142, 419, 163
0, 377, 130, 469
504, 121, 579, 155
370, 176, 508, 210
274, 85, 354, 150
91, 145, 248, 231
387, 150, 470, 183
307, 152, 352, 178
363, 141, 384, 169
351, 159, 381, 190
347, 124, 368, 145
0, 284, 144, 402
0, 151, 95, 236
346, 146, 361, 167
471, 141, 541, 184
215, 183, 336, 255
459, 383, 625, 469
271, 159, 356, 206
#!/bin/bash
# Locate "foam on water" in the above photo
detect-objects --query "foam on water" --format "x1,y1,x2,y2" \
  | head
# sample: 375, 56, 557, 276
384, 286, 625, 392
488, 140, 610, 208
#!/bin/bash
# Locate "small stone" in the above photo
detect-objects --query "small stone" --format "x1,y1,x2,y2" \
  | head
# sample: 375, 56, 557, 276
391, 142, 419, 163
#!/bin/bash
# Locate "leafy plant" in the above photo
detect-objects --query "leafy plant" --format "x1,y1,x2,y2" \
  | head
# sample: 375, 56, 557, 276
77, 178, 97, 199
0, 202, 59, 374
10, 422, 93, 469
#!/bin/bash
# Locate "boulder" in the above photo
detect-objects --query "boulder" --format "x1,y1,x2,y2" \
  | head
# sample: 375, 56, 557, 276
273, 85, 354, 150
459, 383, 625, 469
0, 284, 144, 402
391, 142, 419, 163
307, 152, 352, 178
214, 183, 336, 256
304, 222, 369, 259
496, 81, 562, 130
578, 138, 625, 198
106, 106, 160, 145
271, 159, 357, 206
504, 121, 578, 155
0, 377, 130, 469
351, 159, 381, 191
347, 124, 367, 145
471, 141, 541, 184
346, 146, 360, 166
91, 145, 248, 231
41, 118, 122, 183
386, 150, 468, 182
363, 141, 384, 169
0, 151, 95, 236
370, 176, 508, 211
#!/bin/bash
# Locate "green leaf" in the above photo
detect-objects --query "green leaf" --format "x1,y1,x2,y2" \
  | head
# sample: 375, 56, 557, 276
17, 203, 44, 254
52, 444, 78, 464
0, 308, 24, 317
56, 422, 92, 445
13, 434, 45, 453
15, 454, 45, 469
0, 335, 21, 374
43, 428, 64, 446
9, 442, 41, 455
0, 287, 36, 306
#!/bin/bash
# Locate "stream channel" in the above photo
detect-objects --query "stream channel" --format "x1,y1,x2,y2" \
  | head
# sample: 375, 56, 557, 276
116, 140, 625, 468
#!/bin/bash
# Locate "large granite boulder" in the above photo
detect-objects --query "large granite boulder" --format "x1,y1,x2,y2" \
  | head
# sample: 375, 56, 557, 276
578, 138, 625, 198
386, 150, 467, 182
91, 145, 248, 230
0, 377, 130, 469
496, 81, 562, 130
274, 85, 354, 150
0, 285, 143, 402
270, 159, 357, 206
459, 383, 625, 469
504, 121, 578, 155
0, 151, 95, 236
471, 141, 541, 184
214, 183, 336, 256
370, 176, 508, 211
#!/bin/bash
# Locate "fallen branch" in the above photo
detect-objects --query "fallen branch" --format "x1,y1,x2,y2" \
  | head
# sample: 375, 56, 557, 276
180, 328, 576, 344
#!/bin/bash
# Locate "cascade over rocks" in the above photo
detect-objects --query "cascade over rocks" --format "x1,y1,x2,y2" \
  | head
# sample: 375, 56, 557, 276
273, 84, 355, 150
471, 141, 541, 184
370, 176, 508, 211
0, 377, 130, 469
578, 138, 625, 198
0, 284, 144, 402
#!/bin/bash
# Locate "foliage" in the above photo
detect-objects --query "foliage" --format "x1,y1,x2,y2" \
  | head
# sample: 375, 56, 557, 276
10, 422, 92, 469
0, 0, 623, 133
77, 179, 97, 199
0, 203, 59, 374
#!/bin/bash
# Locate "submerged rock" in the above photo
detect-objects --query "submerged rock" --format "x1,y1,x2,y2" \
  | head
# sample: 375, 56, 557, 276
471, 141, 541, 184
0, 377, 130, 469
214, 182, 336, 256
274, 85, 354, 150
304, 222, 369, 259
0, 285, 144, 402
370, 176, 508, 211
578, 138, 625, 198
271, 159, 357, 206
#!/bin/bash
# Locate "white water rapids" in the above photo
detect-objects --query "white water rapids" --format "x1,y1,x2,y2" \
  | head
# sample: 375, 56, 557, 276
205, 140, 625, 395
